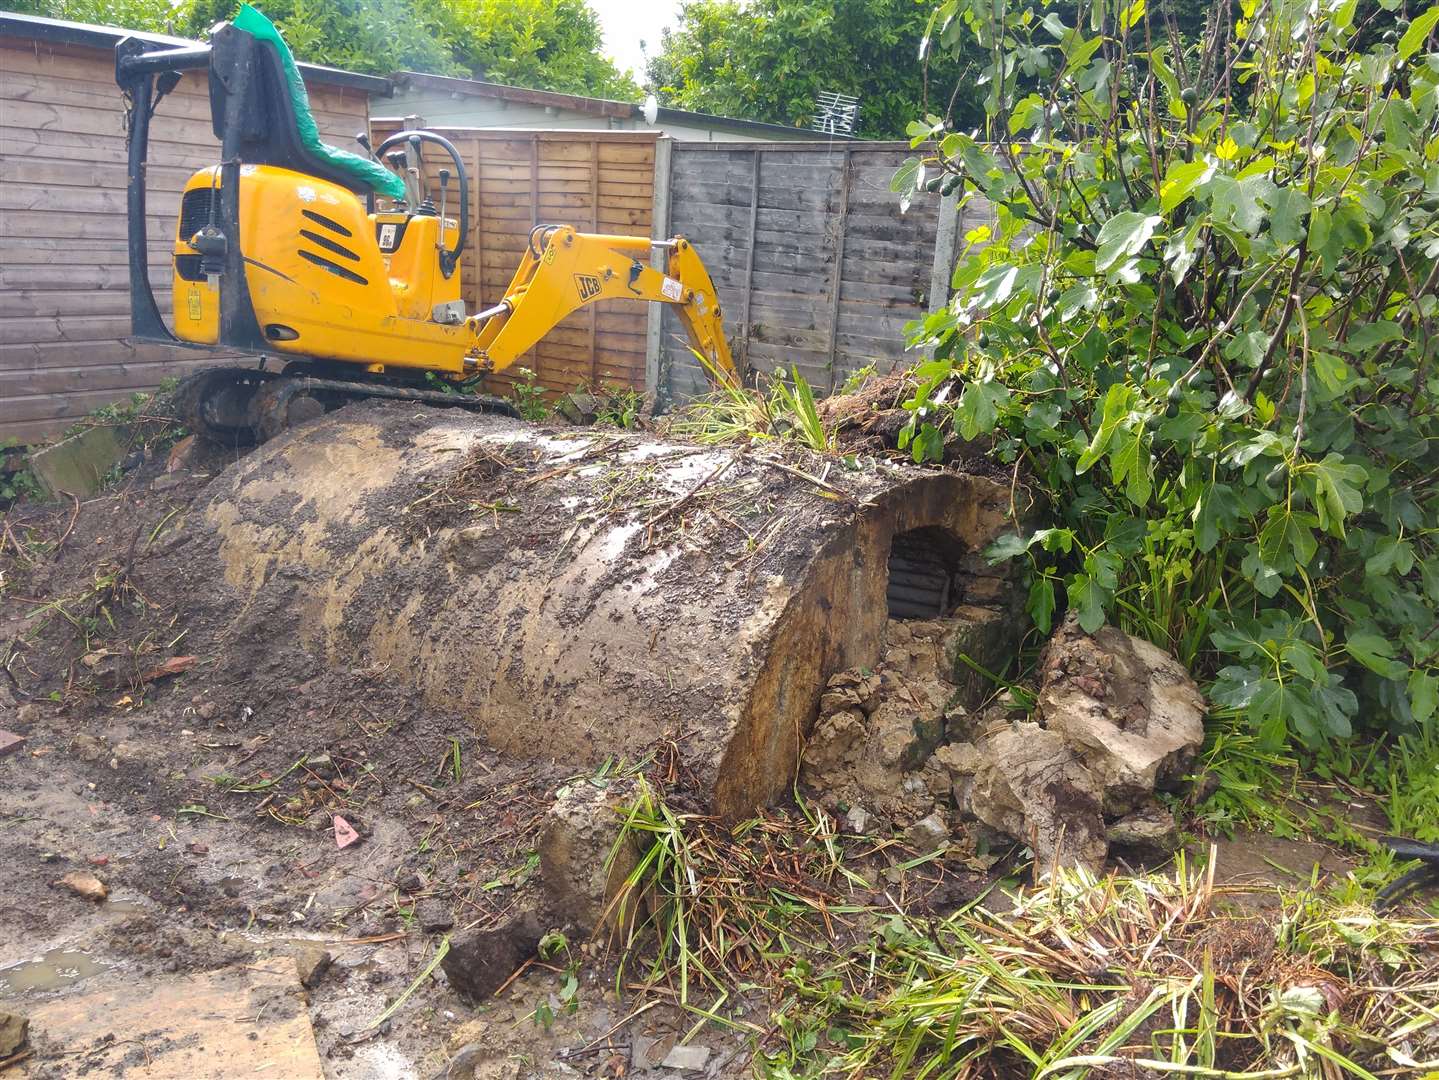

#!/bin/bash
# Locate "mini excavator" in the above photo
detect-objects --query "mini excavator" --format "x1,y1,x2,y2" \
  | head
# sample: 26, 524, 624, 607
115, 5, 736, 443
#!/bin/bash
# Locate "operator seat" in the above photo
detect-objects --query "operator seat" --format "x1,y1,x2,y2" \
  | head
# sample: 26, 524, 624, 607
206, 23, 383, 197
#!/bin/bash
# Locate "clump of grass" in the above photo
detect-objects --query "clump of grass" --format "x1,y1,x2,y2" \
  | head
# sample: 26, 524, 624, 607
604, 782, 874, 1005
795, 862, 1438, 1079
668, 355, 836, 452
605, 784, 1439, 1079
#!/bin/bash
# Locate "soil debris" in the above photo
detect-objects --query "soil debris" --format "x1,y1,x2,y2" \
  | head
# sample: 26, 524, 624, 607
440, 908, 546, 1002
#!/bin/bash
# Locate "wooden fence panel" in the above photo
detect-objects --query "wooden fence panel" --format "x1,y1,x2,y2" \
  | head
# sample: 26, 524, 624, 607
660, 142, 977, 406
371, 123, 657, 398
0, 35, 374, 444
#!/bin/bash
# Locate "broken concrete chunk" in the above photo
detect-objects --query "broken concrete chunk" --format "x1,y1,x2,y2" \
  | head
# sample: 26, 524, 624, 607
660, 1044, 713, 1072
967, 723, 1109, 873
538, 779, 643, 937
931, 741, 983, 780
905, 811, 950, 853
1107, 801, 1181, 858
554, 391, 601, 425
1038, 616, 1205, 816
295, 945, 332, 989
56, 871, 110, 901
441, 909, 544, 1002
800, 709, 867, 777
28, 424, 131, 499
0, 1011, 29, 1057
416, 899, 455, 934
871, 697, 937, 773
817, 669, 882, 716
0, 730, 24, 759
944, 604, 1025, 709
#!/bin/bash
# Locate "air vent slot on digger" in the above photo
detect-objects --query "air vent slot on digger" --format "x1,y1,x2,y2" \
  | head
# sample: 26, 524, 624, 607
178, 187, 216, 241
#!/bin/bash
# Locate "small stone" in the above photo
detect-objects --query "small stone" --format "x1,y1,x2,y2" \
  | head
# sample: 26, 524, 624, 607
1107, 802, 1180, 858
0, 1011, 30, 1057
843, 805, 870, 834
295, 945, 332, 988
0, 730, 24, 759
70, 730, 106, 765
904, 811, 950, 853
554, 391, 600, 425
197, 702, 218, 721
416, 899, 454, 934
151, 473, 186, 492
57, 871, 109, 901
16, 703, 45, 725
660, 1044, 712, 1072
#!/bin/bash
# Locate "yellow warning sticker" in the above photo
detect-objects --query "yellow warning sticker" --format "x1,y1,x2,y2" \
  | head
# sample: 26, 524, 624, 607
187, 286, 202, 321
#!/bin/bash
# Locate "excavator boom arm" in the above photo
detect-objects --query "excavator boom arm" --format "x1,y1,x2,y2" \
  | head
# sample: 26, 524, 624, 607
467, 227, 737, 384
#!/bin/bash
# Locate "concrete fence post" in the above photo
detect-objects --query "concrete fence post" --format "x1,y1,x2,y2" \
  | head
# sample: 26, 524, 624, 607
644, 137, 675, 403
928, 190, 961, 317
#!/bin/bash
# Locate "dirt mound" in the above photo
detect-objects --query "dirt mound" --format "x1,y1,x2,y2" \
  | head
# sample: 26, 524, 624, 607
157, 400, 1011, 817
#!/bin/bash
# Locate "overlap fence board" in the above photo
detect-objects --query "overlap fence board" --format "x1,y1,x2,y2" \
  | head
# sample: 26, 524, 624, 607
659, 142, 975, 406
0, 34, 376, 444
372, 122, 657, 398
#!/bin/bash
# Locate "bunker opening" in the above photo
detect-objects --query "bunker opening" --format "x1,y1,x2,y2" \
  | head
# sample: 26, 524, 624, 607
886, 526, 967, 620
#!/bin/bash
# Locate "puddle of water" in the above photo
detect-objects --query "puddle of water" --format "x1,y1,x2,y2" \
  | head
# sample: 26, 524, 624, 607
0, 948, 109, 996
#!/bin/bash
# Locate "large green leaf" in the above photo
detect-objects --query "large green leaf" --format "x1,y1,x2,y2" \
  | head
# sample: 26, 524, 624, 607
956, 381, 1009, 440
1109, 428, 1153, 506
1258, 505, 1319, 570
1095, 212, 1162, 273
1346, 631, 1408, 679
1069, 572, 1109, 633
1398, 4, 1439, 60
1076, 383, 1133, 472
1268, 187, 1311, 246
1305, 454, 1367, 537
1159, 160, 1215, 213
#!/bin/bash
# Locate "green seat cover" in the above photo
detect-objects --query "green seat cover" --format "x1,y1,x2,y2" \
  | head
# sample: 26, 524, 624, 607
231, 5, 407, 202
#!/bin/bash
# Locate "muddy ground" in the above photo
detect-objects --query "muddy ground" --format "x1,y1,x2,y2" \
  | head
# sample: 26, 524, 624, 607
0, 407, 1387, 1078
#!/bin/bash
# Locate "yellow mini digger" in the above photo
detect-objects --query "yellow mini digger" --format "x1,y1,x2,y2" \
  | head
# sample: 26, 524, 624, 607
115, 5, 736, 442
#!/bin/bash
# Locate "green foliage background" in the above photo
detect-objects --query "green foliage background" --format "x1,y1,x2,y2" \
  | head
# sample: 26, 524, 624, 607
646, 0, 983, 137
896, 0, 1439, 749
9, 0, 639, 96
646, 0, 1216, 137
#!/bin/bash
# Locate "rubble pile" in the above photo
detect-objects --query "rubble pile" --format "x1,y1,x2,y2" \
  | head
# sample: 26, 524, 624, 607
801, 611, 1207, 871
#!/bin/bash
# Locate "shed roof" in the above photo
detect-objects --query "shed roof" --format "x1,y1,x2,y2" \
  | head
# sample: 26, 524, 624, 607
0, 10, 391, 95
391, 70, 851, 141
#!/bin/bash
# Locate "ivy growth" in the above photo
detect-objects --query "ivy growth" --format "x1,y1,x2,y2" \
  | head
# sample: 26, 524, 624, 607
896, 0, 1439, 748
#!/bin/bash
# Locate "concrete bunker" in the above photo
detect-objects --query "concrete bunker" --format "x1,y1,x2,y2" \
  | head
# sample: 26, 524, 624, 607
193, 402, 1013, 818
